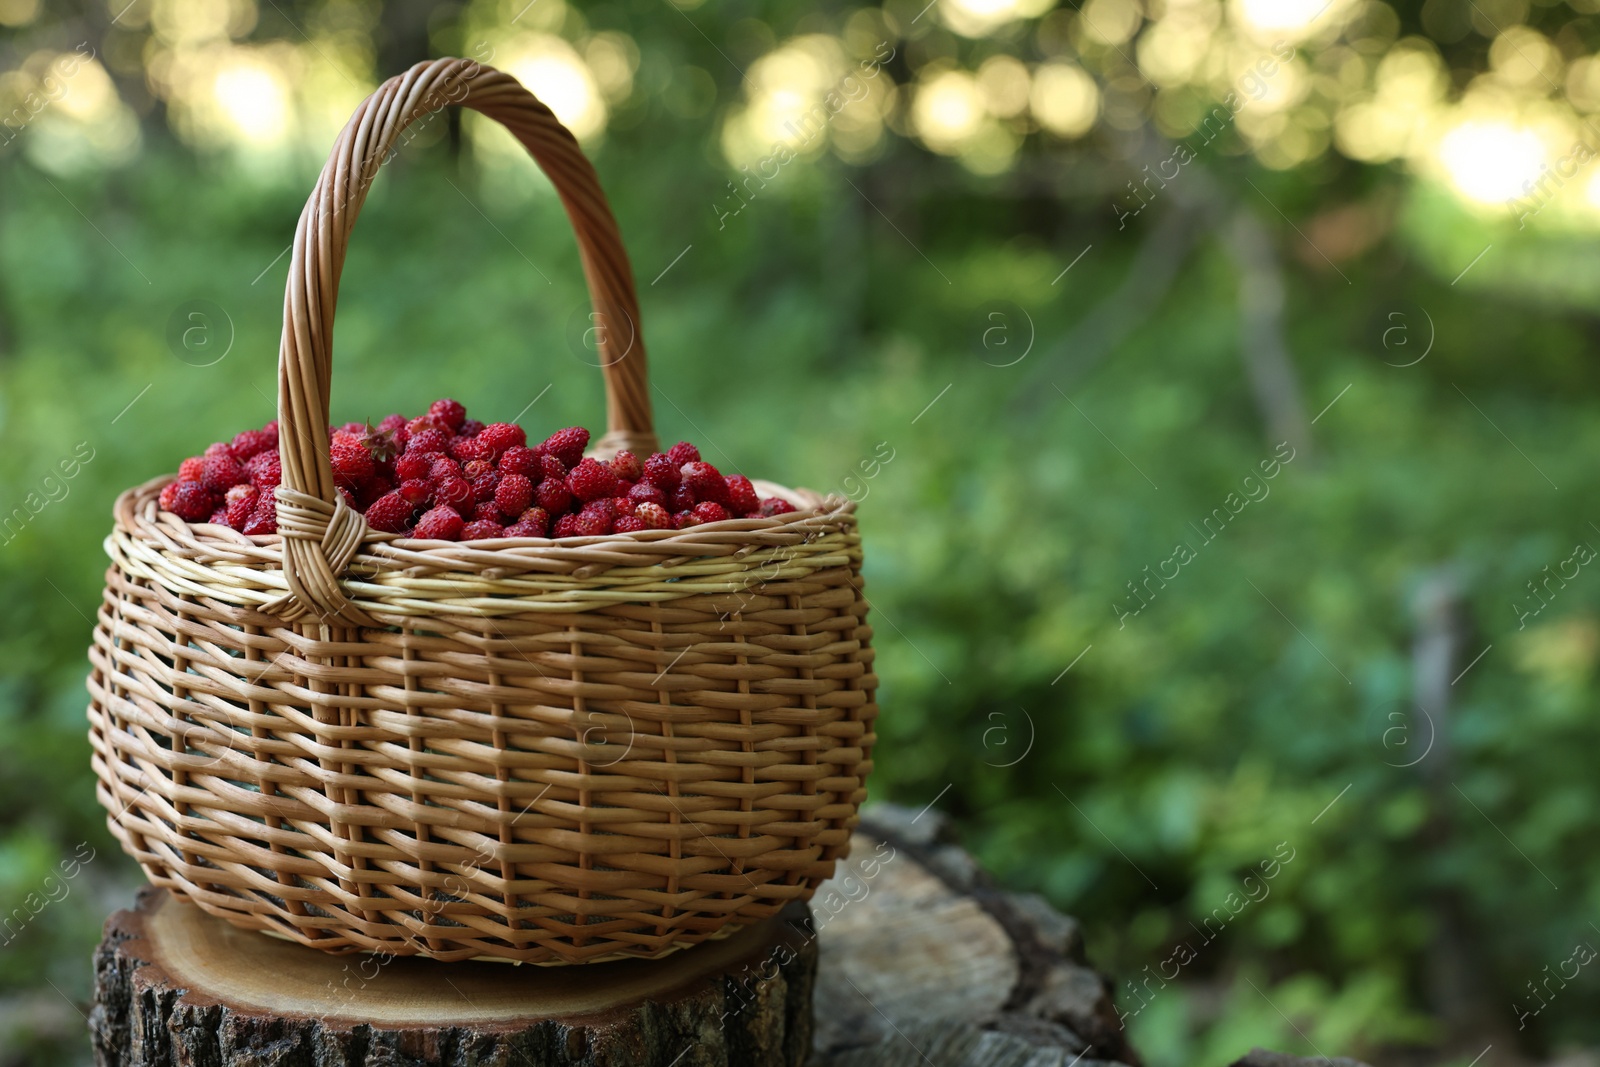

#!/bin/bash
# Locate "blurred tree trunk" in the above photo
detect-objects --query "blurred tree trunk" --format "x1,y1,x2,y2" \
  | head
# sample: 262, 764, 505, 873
377, 0, 437, 79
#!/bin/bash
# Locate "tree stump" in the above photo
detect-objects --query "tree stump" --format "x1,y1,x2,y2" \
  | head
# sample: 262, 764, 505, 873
90, 889, 815, 1067
810, 805, 1140, 1067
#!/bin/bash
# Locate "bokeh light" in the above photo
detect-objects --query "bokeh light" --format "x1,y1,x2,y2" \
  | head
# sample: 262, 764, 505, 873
1438, 119, 1548, 204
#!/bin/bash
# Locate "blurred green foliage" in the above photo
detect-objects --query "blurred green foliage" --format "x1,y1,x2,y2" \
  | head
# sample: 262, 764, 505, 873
6, 3, 1600, 1067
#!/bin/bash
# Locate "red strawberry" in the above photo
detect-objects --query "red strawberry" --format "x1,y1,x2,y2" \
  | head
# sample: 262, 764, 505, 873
365, 490, 415, 533
242, 497, 278, 535
224, 485, 258, 528
581, 498, 615, 522
435, 476, 473, 512
760, 497, 797, 516
168, 481, 219, 521
674, 510, 699, 529
541, 427, 589, 468
159, 482, 181, 511
208, 506, 228, 525
178, 456, 205, 482
450, 435, 493, 463
377, 413, 407, 435
725, 475, 760, 516
536, 476, 572, 514
495, 473, 533, 518
428, 456, 463, 484
201, 452, 246, 492
429, 398, 467, 431
668, 484, 696, 513
610, 450, 643, 481
552, 514, 580, 538
566, 457, 618, 503
471, 499, 501, 522
330, 437, 375, 486
356, 476, 392, 510
610, 496, 633, 518
478, 422, 525, 455
230, 428, 276, 462
459, 418, 486, 437
628, 482, 666, 508
666, 441, 700, 467
471, 470, 500, 503
498, 446, 539, 478
407, 427, 450, 456
692, 501, 730, 524
462, 519, 505, 540
407, 414, 447, 437
515, 507, 550, 536
394, 452, 432, 482
635, 502, 670, 529
504, 520, 545, 538
246, 450, 281, 489
398, 478, 431, 505
540, 453, 568, 480
572, 507, 612, 536
413, 505, 464, 540
680, 462, 730, 506
614, 515, 647, 533
642, 453, 680, 490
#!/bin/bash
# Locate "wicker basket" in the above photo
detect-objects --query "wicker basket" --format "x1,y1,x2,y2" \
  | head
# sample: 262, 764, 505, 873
85, 58, 877, 965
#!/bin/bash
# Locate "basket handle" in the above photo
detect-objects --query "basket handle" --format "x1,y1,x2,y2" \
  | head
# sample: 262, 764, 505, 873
269, 58, 655, 626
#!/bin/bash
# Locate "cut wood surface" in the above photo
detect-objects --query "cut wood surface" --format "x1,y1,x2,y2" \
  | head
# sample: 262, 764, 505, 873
91, 888, 815, 1067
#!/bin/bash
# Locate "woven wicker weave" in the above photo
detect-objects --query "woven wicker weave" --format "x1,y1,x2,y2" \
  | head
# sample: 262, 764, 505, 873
85, 58, 877, 964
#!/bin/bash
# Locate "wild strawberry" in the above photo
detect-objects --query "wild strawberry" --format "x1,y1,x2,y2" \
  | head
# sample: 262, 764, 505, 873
225, 485, 258, 529
669, 484, 696, 513
471, 469, 500, 503
428, 456, 462, 484
499, 446, 539, 478
435, 476, 473, 512
642, 453, 680, 490
394, 452, 432, 482
536, 477, 572, 514
760, 497, 797, 516
168, 481, 218, 521
201, 452, 246, 492
159, 482, 181, 511
365, 490, 415, 533
178, 456, 206, 482
666, 441, 701, 467
337, 486, 359, 511
680, 462, 730, 506
635, 502, 670, 529
337, 422, 367, 437
462, 519, 505, 540
692, 501, 730, 524
628, 482, 666, 508
552, 514, 580, 538
674, 510, 699, 529
413, 505, 464, 541
246, 450, 282, 489
540, 453, 568, 480
230, 428, 275, 462
398, 478, 431, 505
610, 496, 633, 518
242, 497, 278, 535
208, 506, 228, 525
609, 450, 643, 481
478, 422, 524, 456
330, 437, 375, 486
614, 515, 647, 533
515, 507, 550, 536
357, 476, 392, 510
429, 398, 467, 431
572, 508, 612, 536
406, 428, 450, 456
459, 418, 485, 438
495, 473, 533, 518
450, 435, 493, 463
566, 457, 618, 503
504, 520, 544, 537
471, 499, 501, 522
204, 441, 233, 459
541, 426, 589, 468
377, 413, 407, 435
725, 475, 760, 516
581, 498, 615, 522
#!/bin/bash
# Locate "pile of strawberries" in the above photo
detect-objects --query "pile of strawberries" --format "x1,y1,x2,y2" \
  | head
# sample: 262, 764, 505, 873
158, 398, 796, 540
